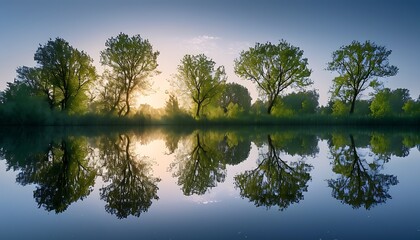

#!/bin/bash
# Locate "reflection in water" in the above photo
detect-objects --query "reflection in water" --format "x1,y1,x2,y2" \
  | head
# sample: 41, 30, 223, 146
217, 132, 251, 165
170, 131, 251, 195
0, 127, 419, 218
327, 134, 399, 209
170, 132, 226, 196
370, 133, 411, 160
32, 138, 96, 213
97, 134, 160, 219
1, 136, 95, 213
235, 135, 314, 210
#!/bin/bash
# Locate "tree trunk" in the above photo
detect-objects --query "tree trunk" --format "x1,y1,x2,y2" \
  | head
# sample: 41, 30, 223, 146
195, 102, 201, 118
267, 99, 275, 115
124, 91, 130, 116
349, 94, 357, 114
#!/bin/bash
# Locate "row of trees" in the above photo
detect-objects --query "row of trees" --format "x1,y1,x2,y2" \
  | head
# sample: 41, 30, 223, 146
0, 33, 160, 117
1, 33, 419, 120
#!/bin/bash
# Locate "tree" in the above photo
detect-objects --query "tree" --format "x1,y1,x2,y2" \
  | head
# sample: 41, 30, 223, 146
16, 38, 97, 113
327, 40, 398, 114
164, 93, 181, 116
217, 132, 251, 165
0, 80, 51, 124
274, 90, 319, 115
175, 54, 226, 118
403, 97, 420, 116
170, 132, 226, 195
370, 88, 410, 116
3, 136, 96, 213
370, 133, 410, 159
250, 99, 266, 115
219, 82, 252, 114
98, 134, 160, 219
331, 99, 371, 116
327, 135, 398, 209
234, 40, 312, 114
234, 135, 312, 210
100, 33, 159, 116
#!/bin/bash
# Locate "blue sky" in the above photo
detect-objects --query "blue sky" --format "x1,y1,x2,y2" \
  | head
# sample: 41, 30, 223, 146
0, 0, 419, 107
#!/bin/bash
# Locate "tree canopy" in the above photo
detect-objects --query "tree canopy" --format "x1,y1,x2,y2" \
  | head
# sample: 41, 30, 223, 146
327, 135, 399, 209
175, 54, 226, 118
327, 40, 398, 114
100, 33, 159, 116
16, 38, 97, 113
234, 135, 312, 210
370, 88, 410, 116
274, 90, 319, 116
234, 40, 312, 114
219, 82, 252, 114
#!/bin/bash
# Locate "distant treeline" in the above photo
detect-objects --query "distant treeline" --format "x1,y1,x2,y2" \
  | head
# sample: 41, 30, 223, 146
1, 33, 419, 125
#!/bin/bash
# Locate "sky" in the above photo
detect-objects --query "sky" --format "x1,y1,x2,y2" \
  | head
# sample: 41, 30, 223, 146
0, 0, 419, 108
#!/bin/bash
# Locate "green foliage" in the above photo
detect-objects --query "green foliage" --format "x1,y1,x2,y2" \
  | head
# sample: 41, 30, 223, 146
327, 40, 398, 114
0, 80, 52, 124
273, 90, 319, 116
234, 135, 312, 210
331, 100, 349, 116
98, 134, 160, 218
175, 54, 226, 118
219, 82, 252, 114
1, 136, 96, 213
226, 102, 243, 117
17, 38, 97, 114
250, 99, 266, 116
203, 104, 225, 119
0, 36, 419, 127
170, 132, 226, 195
331, 100, 370, 116
370, 88, 411, 117
164, 93, 182, 116
403, 98, 420, 116
234, 40, 312, 114
100, 33, 159, 116
327, 135, 399, 209
370, 133, 410, 159
354, 100, 371, 115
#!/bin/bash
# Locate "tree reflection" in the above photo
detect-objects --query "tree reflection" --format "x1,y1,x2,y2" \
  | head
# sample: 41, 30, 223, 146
98, 134, 160, 219
370, 133, 410, 160
327, 135, 399, 209
235, 135, 313, 210
252, 130, 319, 157
6, 136, 96, 213
33, 138, 95, 213
217, 132, 251, 165
170, 132, 227, 195
270, 131, 319, 157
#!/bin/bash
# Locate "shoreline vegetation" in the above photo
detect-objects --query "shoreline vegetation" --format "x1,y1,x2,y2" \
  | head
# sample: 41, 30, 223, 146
0, 111, 419, 127
1, 34, 420, 126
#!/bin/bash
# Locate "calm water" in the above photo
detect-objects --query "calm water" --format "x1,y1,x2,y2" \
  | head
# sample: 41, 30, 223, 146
0, 126, 420, 239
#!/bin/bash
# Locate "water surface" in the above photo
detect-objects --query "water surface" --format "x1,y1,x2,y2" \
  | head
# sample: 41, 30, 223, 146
0, 126, 419, 239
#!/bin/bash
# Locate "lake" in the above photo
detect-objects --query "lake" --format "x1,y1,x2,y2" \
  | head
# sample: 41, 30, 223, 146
0, 126, 419, 239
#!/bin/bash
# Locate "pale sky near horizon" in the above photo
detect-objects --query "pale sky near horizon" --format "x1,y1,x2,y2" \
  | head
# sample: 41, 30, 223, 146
1, 0, 419, 108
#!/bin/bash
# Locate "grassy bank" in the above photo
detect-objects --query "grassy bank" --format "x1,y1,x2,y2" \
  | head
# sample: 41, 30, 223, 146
0, 110, 419, 127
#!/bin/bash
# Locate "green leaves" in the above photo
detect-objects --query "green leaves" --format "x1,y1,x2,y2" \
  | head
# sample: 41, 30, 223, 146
17, 38, 97, 113
219, 82, 252, 114
234, 40, 312, 114
370, 88, 411, 117
234, 135, 313, 210
100, 33, 159, 116
328, 40, 398, 114
176, 54, 226, 118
